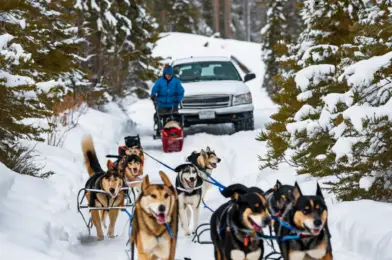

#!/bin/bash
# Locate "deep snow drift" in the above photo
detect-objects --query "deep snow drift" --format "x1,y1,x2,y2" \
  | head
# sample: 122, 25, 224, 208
1, 32, 391, 260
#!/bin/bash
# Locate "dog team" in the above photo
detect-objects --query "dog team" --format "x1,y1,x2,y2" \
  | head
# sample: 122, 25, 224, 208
81, 135, 333, 260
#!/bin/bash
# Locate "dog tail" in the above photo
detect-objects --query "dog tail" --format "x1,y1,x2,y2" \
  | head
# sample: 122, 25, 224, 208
81, 135, 104, 176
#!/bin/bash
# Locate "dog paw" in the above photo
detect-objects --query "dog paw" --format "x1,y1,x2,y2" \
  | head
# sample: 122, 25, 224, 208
107, 231, 115, 238
97, 235, 104, 241
185, 232, 191, 236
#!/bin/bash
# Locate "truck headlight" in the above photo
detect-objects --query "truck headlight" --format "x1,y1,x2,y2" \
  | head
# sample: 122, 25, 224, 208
233, 92, 252, 106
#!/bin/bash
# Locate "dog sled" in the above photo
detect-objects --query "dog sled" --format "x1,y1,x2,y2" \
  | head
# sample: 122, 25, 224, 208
76, 181, 140, 236
153, 105, 185, 153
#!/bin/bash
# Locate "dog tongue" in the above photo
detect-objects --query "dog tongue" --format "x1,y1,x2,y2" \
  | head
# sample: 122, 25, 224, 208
252, 223, 262, 232
157, 214, 166, 224
313, 229, 320, 234
187, 180, 195, 187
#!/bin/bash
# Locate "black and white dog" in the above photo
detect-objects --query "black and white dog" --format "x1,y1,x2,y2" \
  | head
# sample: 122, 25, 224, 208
175, 163, 204, 236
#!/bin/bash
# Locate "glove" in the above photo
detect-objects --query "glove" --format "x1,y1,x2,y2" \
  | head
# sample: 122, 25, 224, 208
151, 95, 157, 104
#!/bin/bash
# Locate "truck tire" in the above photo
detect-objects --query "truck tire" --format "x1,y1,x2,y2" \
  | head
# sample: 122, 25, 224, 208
234, 115, 254, 132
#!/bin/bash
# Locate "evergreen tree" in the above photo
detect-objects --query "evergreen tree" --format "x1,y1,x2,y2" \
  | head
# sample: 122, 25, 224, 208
260, 0, 289, 96
0, 0, 86, 172
146, 0, 200, 34
258, 0, 364, 181
170, 0, 200, 33
322, 0, 392, 201
198, 0, 214, 36
75, 0, 159, 99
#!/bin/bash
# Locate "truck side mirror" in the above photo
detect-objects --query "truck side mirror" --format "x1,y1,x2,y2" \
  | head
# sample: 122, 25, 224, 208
244, 73, 256, 82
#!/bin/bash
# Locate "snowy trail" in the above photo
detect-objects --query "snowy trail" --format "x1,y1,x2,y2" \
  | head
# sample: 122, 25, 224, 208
2, 32, 391, 260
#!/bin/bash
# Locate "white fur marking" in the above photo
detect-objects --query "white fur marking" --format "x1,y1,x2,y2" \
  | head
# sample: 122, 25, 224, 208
246, 249, 261, 260
289, 251, 306, 260
230, 250, 245, 260
307, 248, 327, 259
249, 215, 262, 227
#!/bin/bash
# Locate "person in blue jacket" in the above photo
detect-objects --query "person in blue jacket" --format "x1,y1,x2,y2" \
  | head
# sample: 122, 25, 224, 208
151, 64, 185, 136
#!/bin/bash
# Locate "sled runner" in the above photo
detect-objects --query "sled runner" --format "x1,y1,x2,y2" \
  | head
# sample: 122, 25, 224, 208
76, 182, 139, 236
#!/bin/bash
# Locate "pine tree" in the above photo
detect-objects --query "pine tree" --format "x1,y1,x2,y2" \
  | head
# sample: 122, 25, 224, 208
75, 0, 159, 99
147, 0, 200, 34
258, 0, 364, 179
322, 0, 392, 201
0, 0, 86, 173
170, 0, 200, 33
198, 0, 214, 36
260, 0, 289, 96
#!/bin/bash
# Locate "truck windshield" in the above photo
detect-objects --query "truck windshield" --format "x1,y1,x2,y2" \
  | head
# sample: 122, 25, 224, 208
173, 61, 242, 83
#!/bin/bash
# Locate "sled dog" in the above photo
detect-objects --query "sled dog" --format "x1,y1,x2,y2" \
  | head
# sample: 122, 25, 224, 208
175, 163, 204, 236
82, 135, 126, 241
264, 180, 295, 217
131, 171, 179, 260
277, 182, 333, 260
210, 184, 271, 260
186, 146, 221, 200
164, 119, 182, 130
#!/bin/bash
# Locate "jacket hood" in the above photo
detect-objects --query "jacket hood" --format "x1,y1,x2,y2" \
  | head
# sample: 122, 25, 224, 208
163, 65, 174, 76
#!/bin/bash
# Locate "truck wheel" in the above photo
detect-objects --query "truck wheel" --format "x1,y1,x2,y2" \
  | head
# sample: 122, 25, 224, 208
234, 116, 254, 132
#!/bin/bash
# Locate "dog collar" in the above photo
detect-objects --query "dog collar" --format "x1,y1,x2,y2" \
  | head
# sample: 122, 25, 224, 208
176, 185, 203, 193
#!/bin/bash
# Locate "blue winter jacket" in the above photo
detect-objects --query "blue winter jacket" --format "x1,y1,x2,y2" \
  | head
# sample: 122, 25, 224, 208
151, 66, 185, 109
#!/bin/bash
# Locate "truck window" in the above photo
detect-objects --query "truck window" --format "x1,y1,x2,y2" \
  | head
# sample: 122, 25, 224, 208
173, 61, 242, 83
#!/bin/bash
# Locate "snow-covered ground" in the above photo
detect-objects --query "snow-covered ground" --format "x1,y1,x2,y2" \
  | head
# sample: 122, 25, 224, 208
1, 32, 392, 260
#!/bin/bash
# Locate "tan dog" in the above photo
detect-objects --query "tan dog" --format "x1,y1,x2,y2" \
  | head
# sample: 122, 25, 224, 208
131, 171, 178, 260
82, 135, 126, 241
164, 120, 181, 129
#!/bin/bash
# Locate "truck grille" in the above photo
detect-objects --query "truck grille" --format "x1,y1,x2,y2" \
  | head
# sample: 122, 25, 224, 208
182, 95, 231, 109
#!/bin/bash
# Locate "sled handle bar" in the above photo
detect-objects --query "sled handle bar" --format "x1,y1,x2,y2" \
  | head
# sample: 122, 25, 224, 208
83, 187, 132, 195
79, 205, 135, 210
106, 155, 121, 158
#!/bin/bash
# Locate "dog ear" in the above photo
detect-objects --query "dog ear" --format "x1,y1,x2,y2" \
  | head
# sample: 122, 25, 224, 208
159, 171, 174, 188
221, 184, 249, 199
316, 182, 324, 198
142, 174, 150, 193
206, 146, 211, 152
197, 150, 207, 168
293, 182, 302, 201
174, 164, 189, 173
274, 180, 282, 190
106, 160, 115, 171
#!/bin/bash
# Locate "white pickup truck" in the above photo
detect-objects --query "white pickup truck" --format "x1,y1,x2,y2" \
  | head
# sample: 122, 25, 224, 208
171, 56, 256, 132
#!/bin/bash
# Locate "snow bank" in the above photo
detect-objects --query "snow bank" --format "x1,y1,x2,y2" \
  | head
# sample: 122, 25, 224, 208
0, 102, 133, 260
329, 200, 392, 260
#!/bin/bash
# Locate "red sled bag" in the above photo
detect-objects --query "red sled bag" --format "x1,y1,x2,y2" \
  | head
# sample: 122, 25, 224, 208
161, 123, 183, 153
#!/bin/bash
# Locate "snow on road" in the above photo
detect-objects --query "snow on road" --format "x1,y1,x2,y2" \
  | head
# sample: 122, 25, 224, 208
1, 32, 391, 260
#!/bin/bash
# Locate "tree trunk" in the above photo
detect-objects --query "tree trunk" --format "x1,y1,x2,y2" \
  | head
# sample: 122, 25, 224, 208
223, 0, 232, 38
212, 0, 220, 35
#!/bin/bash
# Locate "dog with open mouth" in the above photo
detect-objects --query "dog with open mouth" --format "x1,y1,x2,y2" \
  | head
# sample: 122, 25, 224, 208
277, 182, 333, 260
131, 171, 179, 260
116, 154, 144, 194
210, 184, 271, 260
186, 146, 221, 200
175, 163, 204, 236
82, 135, 127, 241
